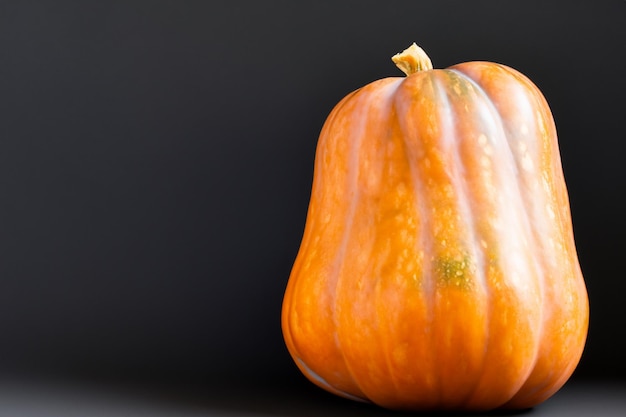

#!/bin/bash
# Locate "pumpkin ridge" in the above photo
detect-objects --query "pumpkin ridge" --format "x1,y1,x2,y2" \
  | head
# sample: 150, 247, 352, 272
468, 64, 588, 408
332, 79, 408, 401
438, 69, 498, 409
443, 70, 494, 407
453, 63, 546, 403
330, 84, 386, 402
342, 75, 403, 407
282, 86, 361, 349
284, 85, 376, 399
370, 81, 414, 405
392, 73, 442, 407
479, 66, 557, 407
375, 80, 423, 404
433, 70, 493, 408
445, 67, 544, 408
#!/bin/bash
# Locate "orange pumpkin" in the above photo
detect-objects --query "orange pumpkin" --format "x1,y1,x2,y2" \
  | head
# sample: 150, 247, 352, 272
281, 43, 589, 412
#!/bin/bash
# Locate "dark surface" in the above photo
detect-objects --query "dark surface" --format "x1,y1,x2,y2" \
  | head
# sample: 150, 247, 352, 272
0, 375, 624, 417
0, 0, 624, 398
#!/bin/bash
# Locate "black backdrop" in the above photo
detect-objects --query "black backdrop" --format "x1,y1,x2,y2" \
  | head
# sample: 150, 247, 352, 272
0, 0, 624, 385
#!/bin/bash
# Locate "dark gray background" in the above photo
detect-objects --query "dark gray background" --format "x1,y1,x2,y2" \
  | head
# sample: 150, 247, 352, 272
0, 1, 624, 413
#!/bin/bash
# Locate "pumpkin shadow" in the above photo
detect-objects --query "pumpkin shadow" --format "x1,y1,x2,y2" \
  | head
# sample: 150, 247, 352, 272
129, 377, 536, 417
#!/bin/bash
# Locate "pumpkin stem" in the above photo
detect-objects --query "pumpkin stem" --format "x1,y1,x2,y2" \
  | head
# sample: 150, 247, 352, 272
392, 43, 433, 76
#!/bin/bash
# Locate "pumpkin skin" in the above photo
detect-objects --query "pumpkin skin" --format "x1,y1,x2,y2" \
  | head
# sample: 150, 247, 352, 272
281, 44, 589, 412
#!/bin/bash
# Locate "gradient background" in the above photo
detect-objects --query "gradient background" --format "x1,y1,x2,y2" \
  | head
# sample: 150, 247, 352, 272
0, 1, 624, 415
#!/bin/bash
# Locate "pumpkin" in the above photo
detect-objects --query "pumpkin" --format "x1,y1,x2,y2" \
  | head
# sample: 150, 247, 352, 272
281, 43, 589, 412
